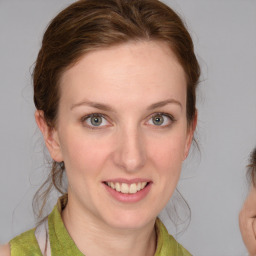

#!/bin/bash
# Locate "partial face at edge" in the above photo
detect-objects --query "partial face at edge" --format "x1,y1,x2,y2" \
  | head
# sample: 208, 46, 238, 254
36, 41, 196, 229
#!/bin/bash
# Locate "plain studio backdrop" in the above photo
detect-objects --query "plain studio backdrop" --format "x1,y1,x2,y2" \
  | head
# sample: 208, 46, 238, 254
0, 0, 256, 255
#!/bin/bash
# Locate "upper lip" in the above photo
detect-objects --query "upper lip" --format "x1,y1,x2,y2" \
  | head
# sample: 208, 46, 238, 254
103, 178, 151, 184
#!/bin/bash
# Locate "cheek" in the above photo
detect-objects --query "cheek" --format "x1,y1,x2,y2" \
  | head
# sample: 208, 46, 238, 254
147, 135, 187, 205
59, 132, 111, 175
148, 133, 187, 174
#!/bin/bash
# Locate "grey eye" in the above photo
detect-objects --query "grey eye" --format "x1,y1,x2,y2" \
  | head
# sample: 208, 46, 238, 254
83, 114, 109, 128
152, 114, 164, 126
90, 116, 103, 126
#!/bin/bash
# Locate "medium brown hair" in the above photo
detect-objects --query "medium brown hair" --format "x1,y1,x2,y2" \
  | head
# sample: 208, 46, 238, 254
33, 0, 200, 221
248, 148, 256, 186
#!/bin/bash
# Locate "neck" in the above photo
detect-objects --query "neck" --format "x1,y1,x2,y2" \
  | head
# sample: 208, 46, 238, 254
62, 199, 157, 256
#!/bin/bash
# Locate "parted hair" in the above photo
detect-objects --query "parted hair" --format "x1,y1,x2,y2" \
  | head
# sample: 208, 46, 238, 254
33, 0, 200, 222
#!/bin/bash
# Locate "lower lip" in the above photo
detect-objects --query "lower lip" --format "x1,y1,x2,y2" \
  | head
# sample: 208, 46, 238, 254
104, 183, 152, 203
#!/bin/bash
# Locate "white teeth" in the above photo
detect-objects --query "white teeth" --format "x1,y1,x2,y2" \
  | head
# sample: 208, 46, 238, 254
141, 181, 147, 187
106, 181, 148, 194
116, 182, 121, 192
129, 183, 137, 194
121, 183, 129, 193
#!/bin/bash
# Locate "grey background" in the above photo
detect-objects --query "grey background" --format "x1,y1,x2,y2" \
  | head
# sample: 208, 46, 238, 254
0, 0, 256, 255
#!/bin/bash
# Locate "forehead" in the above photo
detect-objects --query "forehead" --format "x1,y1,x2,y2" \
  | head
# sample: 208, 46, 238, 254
59, 41, 187, 107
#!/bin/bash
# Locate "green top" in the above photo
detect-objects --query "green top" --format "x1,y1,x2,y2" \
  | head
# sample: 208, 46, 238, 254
10, 197, 191, 256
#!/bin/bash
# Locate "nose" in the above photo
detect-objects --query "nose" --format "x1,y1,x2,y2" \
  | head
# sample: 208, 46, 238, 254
113, 126, 146, 172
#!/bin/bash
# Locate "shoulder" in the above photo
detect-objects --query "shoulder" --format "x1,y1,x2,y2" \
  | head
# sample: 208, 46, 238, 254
9, 228, 42, 255
0, 244, 11, 256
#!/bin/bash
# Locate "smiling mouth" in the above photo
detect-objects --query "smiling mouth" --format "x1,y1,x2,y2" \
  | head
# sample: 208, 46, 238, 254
104, 181, 149, 194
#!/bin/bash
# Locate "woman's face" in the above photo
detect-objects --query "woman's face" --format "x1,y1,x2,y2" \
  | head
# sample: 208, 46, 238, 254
43, 41, 195, 230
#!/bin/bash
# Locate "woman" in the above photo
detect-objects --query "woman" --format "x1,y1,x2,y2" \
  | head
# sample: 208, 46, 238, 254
0, 0, 199, 255
240, 148, 256, 256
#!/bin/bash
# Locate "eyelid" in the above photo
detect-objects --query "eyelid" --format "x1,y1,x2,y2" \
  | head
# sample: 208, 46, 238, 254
81, 113, 111, 129
80, 112, 176, 129
145, 112, 176, 127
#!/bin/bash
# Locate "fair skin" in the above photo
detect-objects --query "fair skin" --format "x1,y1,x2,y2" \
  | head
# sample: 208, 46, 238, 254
240, 185, 256, 256
0, 245, 10, 256
0, 41, 196, 256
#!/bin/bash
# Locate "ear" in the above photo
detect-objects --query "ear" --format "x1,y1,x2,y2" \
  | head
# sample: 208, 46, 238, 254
183, 110, 197, 160
35, 110, 63, 162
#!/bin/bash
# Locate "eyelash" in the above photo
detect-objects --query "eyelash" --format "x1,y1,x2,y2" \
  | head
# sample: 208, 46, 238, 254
80, 112, 176, 129
146, 112, 176, 128
80, 113, 110, 130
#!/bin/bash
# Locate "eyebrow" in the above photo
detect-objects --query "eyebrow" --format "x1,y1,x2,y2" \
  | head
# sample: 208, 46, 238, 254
71, 101, 114, 111
70, 98, 182, 111
147, 99, 182, 110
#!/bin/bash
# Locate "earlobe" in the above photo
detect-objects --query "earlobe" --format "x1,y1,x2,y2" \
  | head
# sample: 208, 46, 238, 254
35, 110, 63, 162
183, 111, 198, 160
